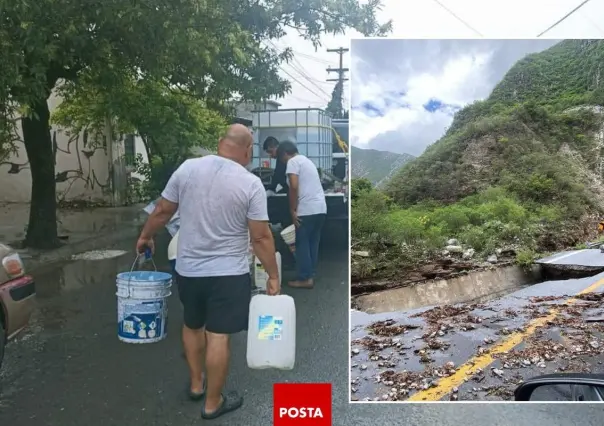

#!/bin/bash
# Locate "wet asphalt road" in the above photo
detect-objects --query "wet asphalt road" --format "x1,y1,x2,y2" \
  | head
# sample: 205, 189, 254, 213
351, 273, 604, 403
0, 234, 603, 425
538, 249, 604, 267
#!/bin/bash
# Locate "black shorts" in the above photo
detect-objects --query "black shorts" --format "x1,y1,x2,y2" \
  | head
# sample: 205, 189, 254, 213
176, 273, 251, 334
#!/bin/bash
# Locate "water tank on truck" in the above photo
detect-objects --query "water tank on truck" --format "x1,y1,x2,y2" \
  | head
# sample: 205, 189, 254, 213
249, 108, 333, 174
249, 108, 347, 226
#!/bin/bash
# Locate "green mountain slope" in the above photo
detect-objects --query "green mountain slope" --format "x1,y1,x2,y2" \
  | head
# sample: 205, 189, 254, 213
386, 40, 604, 214
352, 40, 604, 283
351, 145, 415, 186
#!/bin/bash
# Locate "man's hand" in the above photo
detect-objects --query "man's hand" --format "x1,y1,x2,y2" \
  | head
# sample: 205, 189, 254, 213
266, 277, 281, 295
136, 236, 155, 255
138, 197, 178, 256
291, 210, 301, 228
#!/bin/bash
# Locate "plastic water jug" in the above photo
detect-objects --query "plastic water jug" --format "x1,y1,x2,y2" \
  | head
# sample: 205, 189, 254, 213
246, 294, 296, 370
254, 252, 282, 291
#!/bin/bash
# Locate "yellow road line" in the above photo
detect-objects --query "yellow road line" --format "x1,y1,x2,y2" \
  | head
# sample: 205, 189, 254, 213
407, 278, 604, 401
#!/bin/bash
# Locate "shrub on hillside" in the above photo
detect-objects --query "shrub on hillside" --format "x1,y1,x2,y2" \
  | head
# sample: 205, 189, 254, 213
351, 187, 391, 238
352, 185, 563, 261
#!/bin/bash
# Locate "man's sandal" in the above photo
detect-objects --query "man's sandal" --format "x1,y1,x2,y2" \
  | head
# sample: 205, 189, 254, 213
200, 392, 244, 420
187, 377, 207, 401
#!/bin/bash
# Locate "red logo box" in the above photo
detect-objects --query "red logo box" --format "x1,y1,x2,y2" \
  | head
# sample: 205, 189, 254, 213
273, 383, 332, 425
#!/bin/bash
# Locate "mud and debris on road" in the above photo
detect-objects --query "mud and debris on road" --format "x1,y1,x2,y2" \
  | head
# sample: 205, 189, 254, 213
350, 275, 604, 402
367, 319, 420, 336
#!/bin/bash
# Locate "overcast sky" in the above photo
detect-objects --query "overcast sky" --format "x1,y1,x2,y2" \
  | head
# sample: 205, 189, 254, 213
276, 0, 604, 152
350, 39, 563, 155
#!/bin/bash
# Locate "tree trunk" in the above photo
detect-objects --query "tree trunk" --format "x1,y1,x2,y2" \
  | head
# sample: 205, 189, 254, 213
21, 96, 60, 249
141, 135, 152, 162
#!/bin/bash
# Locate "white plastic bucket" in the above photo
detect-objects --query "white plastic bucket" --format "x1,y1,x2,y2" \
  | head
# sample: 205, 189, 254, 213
254, 252, 282, 292
116, 270, 172, 344
280, 225, 296, 253
168, 230, 179, 261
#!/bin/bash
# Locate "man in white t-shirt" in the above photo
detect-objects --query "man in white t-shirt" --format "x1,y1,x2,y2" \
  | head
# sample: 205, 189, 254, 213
277, 140, 327, 289
135, 124, 280, 420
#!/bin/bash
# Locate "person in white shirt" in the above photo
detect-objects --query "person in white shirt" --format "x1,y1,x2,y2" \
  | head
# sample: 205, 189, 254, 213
136, 124, 280, 420
277, 140, 327, 289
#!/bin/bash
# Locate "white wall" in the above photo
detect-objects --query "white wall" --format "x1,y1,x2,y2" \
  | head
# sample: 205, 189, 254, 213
0, 99, 278, 199
1, 92, 112, 203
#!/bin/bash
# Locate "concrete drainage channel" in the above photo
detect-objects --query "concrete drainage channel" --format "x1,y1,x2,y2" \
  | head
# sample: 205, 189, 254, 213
352, 263, 604, 315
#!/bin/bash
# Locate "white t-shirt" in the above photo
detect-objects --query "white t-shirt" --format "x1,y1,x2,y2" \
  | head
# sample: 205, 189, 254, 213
285, 155, 327, 216
161, 155, 269, 277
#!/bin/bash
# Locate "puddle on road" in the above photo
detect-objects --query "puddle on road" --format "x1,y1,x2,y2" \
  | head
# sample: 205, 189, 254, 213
33, 254, 131, 299
1, 241, 173, 404
17, 253, 135, 336
354, 265, 543, 314
71, 249, 128, 261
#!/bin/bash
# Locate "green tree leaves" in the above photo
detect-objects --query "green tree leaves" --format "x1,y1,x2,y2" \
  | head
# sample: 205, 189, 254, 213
0, 0, 390, 247
326, 80, 345, 119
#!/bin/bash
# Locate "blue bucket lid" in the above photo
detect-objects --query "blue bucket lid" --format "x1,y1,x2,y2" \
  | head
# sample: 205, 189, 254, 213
117, 271, 172, 283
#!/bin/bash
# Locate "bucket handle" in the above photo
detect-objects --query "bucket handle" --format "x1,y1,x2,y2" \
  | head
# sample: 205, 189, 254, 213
126, 250, 158, 298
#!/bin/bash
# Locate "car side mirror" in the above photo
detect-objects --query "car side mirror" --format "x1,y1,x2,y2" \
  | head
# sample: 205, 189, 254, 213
514, 373, 604, 402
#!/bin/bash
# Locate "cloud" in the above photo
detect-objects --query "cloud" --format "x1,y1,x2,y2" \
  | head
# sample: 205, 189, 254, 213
269, 0, 604, 138
350, 39, 561, 156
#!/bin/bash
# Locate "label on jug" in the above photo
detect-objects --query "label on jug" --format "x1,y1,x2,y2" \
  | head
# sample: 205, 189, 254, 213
258, 315, 283, 341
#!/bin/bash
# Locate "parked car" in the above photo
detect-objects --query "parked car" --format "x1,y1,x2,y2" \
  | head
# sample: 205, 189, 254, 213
515, 373, 604, 402
0, 242, 36, 369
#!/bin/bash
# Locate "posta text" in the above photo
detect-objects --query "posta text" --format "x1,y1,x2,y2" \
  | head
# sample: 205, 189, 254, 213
273, 383, 332, 425
279, 407, 324, 418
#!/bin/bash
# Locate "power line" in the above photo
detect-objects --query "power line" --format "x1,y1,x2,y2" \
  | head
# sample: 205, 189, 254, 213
431, 0, 483, 37
268, 41, 331, 90
269, 41, 335, 66
537, 0, 592, 37
290, 95, 327, 105
265, 41, 331, 102
288, 57, 332, 97
292, 51, 333, 66
287, 62, 335, 86
290, 65, 349, 88
278, 65, 330, 102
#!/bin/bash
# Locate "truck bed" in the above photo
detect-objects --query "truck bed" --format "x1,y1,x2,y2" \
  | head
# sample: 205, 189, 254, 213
266, 192, 348, 225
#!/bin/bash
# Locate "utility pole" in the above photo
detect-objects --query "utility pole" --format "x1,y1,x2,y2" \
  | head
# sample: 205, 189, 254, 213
326, 47, 349, 85
326, 47, 349, 119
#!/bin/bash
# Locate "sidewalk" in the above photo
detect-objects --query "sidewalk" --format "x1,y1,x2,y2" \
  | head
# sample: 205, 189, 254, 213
0, 202, 146, 270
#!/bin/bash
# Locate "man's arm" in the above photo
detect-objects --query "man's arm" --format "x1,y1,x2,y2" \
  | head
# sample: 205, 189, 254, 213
140, 197, 178, 240
286, 159, 300, 215
287, 174, 299, 214
267, 160, 287, 192
274, 160, 289, 193
140, 162, 186, 240
248, 181, 279, 280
